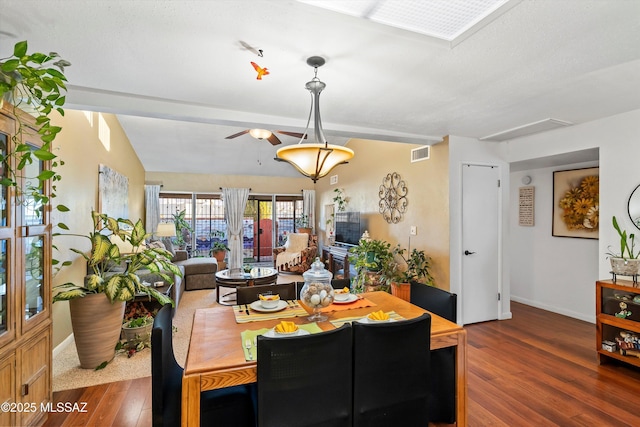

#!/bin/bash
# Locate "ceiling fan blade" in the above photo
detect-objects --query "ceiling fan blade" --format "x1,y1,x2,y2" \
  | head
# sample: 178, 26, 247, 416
267, 134, 282, 145
276, 131, 307, 139
225, 129, 250, 139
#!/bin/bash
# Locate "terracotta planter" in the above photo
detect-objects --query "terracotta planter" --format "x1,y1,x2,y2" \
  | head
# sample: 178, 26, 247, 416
391, 282, 411, 302
298, 227, 312, 235
213, 250, 226, 263
70, 293, 125, 369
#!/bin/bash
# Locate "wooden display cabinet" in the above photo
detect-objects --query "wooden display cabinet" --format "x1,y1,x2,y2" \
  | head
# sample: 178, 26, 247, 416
0, 103, 53, 426
596, 279, 640, 367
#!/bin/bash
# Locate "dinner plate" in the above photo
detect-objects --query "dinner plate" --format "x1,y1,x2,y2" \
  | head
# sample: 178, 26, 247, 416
333, 294, 358, 304
249, 300, 288, 313
357, 317, 396, 324
263, 328, 310, 338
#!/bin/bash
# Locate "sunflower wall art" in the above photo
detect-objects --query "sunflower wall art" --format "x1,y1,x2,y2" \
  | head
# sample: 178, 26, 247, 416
552, 167, 599, 239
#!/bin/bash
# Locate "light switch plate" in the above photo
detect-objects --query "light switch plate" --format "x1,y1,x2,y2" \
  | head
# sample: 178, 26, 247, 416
410, 226, 417, 236
330, 175, 338, 185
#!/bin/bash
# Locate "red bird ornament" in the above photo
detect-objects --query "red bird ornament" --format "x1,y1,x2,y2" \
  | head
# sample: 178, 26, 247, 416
251, 62, 269, 80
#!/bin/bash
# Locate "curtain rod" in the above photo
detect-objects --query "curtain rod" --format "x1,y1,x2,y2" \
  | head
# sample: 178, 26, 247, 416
219, 187, 252, 190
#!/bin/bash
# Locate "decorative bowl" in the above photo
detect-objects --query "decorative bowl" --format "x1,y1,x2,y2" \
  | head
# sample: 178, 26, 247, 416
259, 294, 280, 309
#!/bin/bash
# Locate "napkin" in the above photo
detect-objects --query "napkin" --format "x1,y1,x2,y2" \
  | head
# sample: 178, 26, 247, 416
334, 287, 350, 294
368, 310, 390, 321
259, 294, 280, 301
274, 321, 298, 333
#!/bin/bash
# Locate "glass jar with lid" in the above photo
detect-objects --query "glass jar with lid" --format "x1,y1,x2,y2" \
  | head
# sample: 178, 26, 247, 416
300, 257, 333, 321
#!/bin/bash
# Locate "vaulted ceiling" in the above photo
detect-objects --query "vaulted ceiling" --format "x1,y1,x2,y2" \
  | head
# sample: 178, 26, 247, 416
1, 0, 639, 177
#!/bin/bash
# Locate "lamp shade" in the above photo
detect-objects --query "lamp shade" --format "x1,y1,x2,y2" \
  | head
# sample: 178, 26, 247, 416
156, 222, 176, 237
275, 56, 354, 182
276, 143, 354, 182
249, 128, 272, 139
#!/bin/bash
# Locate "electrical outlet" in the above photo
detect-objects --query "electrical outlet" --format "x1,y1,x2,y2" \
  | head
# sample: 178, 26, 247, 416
410, 226, 417, 236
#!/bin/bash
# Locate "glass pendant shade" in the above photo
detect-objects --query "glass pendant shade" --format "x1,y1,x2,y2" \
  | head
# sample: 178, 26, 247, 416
276, 143, 354, 182
249, 128, 272, 139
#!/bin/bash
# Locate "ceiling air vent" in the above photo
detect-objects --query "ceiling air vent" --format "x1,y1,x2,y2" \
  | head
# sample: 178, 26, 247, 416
411, 145, 431, 163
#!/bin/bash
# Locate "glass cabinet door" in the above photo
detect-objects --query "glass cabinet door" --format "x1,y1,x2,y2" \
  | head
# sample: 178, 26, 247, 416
24, 236, 44, 320
0, 239, 7, 333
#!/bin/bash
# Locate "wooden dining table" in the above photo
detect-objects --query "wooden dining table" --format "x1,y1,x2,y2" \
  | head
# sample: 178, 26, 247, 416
181, 291, 467, 426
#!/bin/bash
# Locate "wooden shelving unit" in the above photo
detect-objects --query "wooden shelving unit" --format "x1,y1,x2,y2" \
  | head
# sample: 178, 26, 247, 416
596, 279, 640, 368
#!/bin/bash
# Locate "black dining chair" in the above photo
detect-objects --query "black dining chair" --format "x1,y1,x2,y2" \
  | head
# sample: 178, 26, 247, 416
151, 304, 256, 427
256, 324, 353, 427
352, 313, 431, 427
236, 282, 296, 306
410, 281, 458, 424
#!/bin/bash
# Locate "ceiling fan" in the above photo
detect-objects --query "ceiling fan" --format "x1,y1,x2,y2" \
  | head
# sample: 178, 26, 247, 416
225, 129, 307, 146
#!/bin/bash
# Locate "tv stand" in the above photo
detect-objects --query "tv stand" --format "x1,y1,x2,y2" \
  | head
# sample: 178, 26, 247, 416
322, 245, 352, 280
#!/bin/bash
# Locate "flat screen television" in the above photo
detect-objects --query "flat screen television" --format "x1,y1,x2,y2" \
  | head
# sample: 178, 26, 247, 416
334, 212, 361, 246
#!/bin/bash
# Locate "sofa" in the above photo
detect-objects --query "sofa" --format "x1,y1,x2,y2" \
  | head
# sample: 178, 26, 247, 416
170, 249, 219, 291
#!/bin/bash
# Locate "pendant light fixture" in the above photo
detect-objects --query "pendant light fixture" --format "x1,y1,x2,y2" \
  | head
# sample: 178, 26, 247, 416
275, 56, 354, 182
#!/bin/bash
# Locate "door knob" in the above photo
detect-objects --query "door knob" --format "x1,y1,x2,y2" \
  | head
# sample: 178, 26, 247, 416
464, 250, 476, 256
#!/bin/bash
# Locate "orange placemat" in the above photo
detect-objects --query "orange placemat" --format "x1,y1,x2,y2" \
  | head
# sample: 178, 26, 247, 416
299, 297, 377, 313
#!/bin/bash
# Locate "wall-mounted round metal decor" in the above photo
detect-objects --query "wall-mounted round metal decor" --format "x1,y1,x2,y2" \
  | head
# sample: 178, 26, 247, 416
378, 172, 407, 223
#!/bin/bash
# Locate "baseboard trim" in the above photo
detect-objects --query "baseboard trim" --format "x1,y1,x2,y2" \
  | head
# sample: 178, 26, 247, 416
53, 333, 74, 359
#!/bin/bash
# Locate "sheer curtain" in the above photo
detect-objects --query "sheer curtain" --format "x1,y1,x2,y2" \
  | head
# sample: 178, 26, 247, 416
303, 189, 316, 233
222, 187, 250, 270
145, 184, 161, 236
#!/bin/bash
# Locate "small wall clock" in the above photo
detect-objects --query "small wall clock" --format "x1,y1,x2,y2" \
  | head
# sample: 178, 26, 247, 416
378, 172, 408, 224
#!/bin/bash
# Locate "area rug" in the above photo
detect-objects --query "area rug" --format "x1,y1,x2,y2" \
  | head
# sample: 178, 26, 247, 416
52, 289, 217, 392
52, 274, 302, 392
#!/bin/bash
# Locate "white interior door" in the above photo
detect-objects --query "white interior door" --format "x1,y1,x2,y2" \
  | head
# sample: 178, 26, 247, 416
462, 164, 500, 324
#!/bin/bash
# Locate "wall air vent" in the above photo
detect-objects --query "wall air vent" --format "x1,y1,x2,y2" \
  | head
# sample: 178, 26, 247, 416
411, 145, 431, 162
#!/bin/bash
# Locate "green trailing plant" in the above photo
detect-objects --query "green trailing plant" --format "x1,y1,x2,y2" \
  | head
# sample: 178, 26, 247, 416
52, 211, 180, 305
333, 188, 348, 212
0, 40, 71, 212
607, 215, 639, 259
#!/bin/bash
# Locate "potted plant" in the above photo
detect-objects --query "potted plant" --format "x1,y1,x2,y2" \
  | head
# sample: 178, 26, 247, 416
607, 215, 640, 276
53, 211, 180, 369
389, 247, 435, 301
0, 40, 70, 214
172, 209, 193, 250
121, 315, 154, 354
295, 214, 312, 234
211, 231, 229, 263
348, 239, 395, 293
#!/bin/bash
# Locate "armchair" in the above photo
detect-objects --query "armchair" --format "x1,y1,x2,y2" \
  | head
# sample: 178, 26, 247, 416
273, 233, 318, 274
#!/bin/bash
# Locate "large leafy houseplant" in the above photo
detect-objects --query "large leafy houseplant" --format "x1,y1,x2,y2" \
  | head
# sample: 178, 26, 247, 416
53, 211, 180, 304
0, 40, 70, 211
52, 211, 179, 369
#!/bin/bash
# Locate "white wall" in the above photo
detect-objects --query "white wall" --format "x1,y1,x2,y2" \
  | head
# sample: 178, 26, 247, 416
506, 109, 640, 323
509, 162, 598, 322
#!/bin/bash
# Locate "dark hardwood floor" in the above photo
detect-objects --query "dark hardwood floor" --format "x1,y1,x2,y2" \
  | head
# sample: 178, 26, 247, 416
44, 302, 640, 426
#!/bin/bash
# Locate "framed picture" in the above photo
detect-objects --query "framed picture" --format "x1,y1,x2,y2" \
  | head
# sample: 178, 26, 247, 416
552, 167, 599, 239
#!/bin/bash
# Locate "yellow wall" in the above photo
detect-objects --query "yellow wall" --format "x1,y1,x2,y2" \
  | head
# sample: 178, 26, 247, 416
50, 110, 146, 348
314, 138, 451, 290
